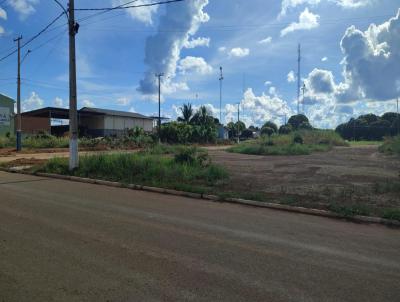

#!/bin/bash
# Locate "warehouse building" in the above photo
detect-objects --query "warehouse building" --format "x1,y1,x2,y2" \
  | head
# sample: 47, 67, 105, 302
0, 94, 15, 137
21, 107, 154, 137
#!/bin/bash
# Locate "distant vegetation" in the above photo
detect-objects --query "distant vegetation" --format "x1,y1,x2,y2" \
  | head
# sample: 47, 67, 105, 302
38, 146, 228, 193
228, 115, 347, 156
379, 136, 400, 155
160, 104, 219, 144
336, 112, 400, 141
228, 129, 347, 156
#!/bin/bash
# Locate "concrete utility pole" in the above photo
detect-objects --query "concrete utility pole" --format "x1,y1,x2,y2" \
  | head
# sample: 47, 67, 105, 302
68, 0, 79, 170
297, 44, 301, 115
237, 102, 240, 144
156, 73, 164, 142
301, 82, 306, 115
14, 36, 22, 152
219, 66, 224, 124
397, 97, 399, 136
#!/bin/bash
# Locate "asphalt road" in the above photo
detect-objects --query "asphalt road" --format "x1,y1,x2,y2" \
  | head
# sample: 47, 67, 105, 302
1, 171, 399, 302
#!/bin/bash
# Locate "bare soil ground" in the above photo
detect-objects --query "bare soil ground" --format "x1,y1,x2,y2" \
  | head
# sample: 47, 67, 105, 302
209, 145, 400, 213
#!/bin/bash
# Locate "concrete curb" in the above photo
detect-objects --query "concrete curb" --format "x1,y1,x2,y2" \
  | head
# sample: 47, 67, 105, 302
2, 168, 399, 227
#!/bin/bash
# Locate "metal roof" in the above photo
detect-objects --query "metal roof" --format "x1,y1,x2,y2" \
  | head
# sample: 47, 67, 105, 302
0, 93, 15, 103
80, 107, 153, 120
21, 107, 154, 120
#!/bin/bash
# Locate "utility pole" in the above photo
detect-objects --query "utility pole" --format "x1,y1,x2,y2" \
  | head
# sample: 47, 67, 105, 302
237, 102, 240, 144
14, 36, 22, 152
297, 44, 301, 115
156, 73, 164, 142
397, 97, 399, 136
219, 66, 224, 124
68, 0, 79, 170
301, 82, 306, 115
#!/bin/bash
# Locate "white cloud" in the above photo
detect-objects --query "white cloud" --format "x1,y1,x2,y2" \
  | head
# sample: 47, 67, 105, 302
8, 0, 38, 19
218, 46, 226, 52
281, 8, 320, 36
279, 0, 370, 17
139, 0, 210, 95
183, 37, 210, 48
22, 92, 44, 112
225, 88, 293, 127
334, 0, 371, 8
258, 37, 272, 44
321, 56, 328, 61
129, 107, 136, 113
178, 56, 213, 75
0, 7, 7, 20
54, 97, 63, 107
116, 97, 130, 106
112, 0, 158, 25
287, 70, 296, 83
82, 100, 95, 108
228, 47, 250, 58
336, 9, 400, 102
264, 81, 272, 86
279, 0, 321, 17
0, 26, 4, 35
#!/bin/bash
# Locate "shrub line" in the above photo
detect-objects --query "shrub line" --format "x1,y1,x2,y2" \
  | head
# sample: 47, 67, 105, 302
2, 167, 398, 227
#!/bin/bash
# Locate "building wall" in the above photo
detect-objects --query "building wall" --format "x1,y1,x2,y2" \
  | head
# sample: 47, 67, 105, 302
0, 94, 15, 136
21, 117, 51, 134
104, 116, 153, 134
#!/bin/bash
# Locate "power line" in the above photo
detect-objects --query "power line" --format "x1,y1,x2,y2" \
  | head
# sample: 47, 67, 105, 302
75, 0, 184, 11
0, 12, 65, 63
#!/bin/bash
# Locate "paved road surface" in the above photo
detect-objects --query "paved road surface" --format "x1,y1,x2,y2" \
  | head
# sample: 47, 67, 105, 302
1, 171, 399, 302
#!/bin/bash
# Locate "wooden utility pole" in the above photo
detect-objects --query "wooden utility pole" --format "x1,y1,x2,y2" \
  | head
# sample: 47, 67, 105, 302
68, 0, 79, 170
156, 73, 164, 142
237, 102, 240, 144
14, 35, 22, 151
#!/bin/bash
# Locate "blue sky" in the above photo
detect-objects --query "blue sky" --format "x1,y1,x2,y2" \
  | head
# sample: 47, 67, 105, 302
0, 0, 399, 128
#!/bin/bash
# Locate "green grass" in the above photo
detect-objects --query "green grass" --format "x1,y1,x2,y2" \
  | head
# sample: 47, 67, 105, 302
38, 147, 228, 193
228, 130, 347, 156
328, 203, 372, 217
382, 209, 400, 221
378, 136, 400, 155
349, 140, 383, 146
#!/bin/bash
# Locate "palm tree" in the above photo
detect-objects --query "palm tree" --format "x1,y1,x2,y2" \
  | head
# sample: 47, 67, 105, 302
178, 103, 193, 123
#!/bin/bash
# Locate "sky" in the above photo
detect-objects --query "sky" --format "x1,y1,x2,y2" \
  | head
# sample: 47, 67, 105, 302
0, 0, 399, 128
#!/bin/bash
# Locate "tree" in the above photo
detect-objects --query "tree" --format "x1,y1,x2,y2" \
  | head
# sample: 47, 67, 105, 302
279, 124, 292, 135
261, 127, 274, 137
177, 103, 193, 123
262, 121, 278, 133
288, 114, 311, 130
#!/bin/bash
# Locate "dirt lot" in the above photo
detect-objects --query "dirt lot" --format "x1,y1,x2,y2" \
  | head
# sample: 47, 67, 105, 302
209, 145, 400, 212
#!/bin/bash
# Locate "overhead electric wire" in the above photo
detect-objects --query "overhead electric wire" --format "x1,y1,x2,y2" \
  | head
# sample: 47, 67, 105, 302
0, 11, 65, 63
75, 0, 184, 11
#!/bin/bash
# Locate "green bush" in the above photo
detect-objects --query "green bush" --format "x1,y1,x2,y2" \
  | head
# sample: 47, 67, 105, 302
293, 134, 303, 144
379, 136, 400, 155
40, 147, 228, 190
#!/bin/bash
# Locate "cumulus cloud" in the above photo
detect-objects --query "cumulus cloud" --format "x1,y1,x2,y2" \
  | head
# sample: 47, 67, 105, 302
321, 56, 328, 61
183, 37, 210, 48
22, 92, 44, 112
287, 70, 296, 83
8, 0, 38, 19
258, 36, 272, 44
225, 88, 293, 126
281, 8, 320, 36
138, 0, 209, 95
0, 6, 7, 20
112, 0, 158, 25
228, 47, 250, 58
82, 100, 95, 108
336, 9, 400, 102
279, 0, 371, 17
178, 56, 213, 75
54, 97, 63, 107
302, 9, 400, 109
